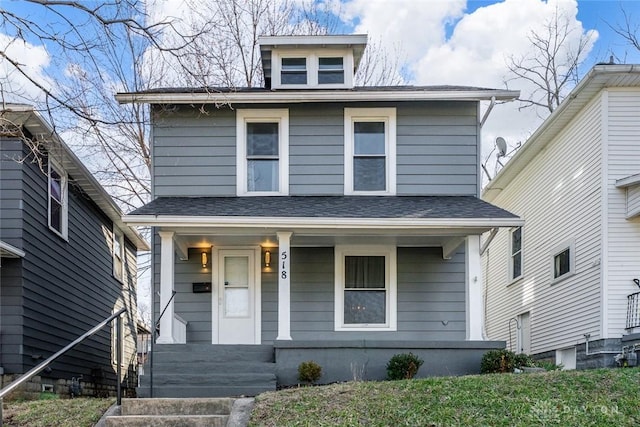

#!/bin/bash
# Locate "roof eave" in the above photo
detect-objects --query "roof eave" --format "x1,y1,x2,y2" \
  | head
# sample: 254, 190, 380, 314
122, 214, 524, 229
484, 64, 640, 202
115, 89, 520, 105
1, 105, 150, 251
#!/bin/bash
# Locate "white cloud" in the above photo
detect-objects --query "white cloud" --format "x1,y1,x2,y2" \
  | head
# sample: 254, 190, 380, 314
0, 34, 52, 104
341, 0, 598, 180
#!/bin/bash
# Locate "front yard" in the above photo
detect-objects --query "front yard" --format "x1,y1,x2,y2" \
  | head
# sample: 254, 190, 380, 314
250, 368, 640, 426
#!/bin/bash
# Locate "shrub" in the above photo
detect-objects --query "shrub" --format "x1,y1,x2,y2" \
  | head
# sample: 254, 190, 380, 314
535, 359, 563, 371
297, 360, 322, 384
481, 349, 536, 373
481, 349, 515, 373
386, 352, 424, 380
514, 353, 535, 369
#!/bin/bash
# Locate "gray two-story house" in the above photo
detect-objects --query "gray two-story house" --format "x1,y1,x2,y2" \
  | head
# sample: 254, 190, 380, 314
0, 105, 148, 397
117, 35, 522, 397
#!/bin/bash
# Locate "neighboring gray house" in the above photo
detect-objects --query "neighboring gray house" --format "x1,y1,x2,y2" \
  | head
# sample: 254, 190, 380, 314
117, 35, 522, 397
0, 105, 149, 396
483, 65, 640, 370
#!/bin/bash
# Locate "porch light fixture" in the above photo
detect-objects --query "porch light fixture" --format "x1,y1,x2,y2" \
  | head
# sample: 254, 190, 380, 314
201, 252, 208, 268
264, 250, 271, 267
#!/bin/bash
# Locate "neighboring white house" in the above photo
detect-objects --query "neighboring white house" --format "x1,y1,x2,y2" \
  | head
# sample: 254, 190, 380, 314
483, 64, 640, 370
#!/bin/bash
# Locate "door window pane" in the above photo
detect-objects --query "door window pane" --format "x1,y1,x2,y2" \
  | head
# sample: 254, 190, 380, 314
224, 256, 250, 317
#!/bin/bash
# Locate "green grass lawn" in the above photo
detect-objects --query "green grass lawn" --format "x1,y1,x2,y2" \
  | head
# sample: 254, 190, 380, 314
2, 397, 114, 427
249, 368, 640, 426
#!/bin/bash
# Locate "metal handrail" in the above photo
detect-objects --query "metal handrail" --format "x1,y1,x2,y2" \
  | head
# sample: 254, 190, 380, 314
0, 307, 126, 426
149, 290, 177, 398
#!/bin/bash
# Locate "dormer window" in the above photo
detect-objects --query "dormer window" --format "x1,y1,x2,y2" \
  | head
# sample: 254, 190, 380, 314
272, 51, 354, 89
318, 57, 344, 84
258, 35, 366, 90
281, 58, 307, 85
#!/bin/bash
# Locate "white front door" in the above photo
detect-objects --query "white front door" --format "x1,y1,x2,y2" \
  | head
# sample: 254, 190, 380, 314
213, 248, 260, 344
517, 312, 531, 354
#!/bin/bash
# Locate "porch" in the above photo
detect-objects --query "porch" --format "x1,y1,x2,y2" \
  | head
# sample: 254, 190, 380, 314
125, 196, 520, 397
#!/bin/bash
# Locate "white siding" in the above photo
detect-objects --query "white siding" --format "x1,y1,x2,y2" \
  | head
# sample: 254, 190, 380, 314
605, 88, 640, 337
484, 94, 603, 355
626, 186, 640, 218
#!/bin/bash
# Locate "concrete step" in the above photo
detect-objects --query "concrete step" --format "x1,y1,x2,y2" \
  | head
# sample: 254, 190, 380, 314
152, 344, 274, 363
148, 360, 277, 373
105, 415, 227, 427
121, 398, 234, 416
145, 372, 276, 387
138, 384, 274, 398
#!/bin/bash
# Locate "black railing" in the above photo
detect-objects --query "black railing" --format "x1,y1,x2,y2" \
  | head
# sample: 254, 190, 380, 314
626, 292, 640, 329
0, 307, 126, 427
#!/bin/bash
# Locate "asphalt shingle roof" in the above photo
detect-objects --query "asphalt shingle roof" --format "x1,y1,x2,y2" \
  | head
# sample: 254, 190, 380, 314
128, 196, 517, 219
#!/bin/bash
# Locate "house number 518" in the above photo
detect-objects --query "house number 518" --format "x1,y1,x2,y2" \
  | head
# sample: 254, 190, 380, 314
281, 251, 288, 279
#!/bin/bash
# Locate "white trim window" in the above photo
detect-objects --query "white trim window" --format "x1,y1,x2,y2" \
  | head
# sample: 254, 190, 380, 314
334, 245, 397, 331
113, 227, 125, 282
551, 240, 575, 283
236, 109, 289, 196
272, 50, 354, 89
509, 226, 523, 282
48, 159, 68, 239
344, 108, 396, 195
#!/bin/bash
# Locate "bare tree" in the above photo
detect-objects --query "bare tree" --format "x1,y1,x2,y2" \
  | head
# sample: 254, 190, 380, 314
505, 6, 594, 114
610, 7, 640, 55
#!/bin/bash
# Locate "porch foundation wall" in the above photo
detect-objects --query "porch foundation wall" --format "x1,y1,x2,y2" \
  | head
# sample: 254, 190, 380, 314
274, 340, 505, 386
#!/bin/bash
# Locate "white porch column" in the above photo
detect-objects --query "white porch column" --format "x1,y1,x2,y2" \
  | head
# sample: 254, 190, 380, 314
276, 231, 293, 340
157, 231, 176, 344
465, 235, 484, 341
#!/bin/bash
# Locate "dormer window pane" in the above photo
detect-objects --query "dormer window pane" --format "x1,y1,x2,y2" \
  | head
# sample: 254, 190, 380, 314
281, 58, 307, 84
319, 57, 344, 84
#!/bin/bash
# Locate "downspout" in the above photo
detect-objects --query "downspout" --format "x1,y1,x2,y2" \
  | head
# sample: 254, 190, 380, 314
480, 96, 496, 129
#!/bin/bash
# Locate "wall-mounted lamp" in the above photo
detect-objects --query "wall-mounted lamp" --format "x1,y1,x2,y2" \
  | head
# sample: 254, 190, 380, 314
264, 250, 271, 267
201, 252, 208, 268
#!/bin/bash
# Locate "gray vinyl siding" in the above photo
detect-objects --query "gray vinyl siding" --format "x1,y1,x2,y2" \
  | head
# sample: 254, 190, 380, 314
5, 144, 138, 381
282, 246, 465, 342
173, 248, 212, 343
1, 138, 24, 248
151, 101, 479, 198
163, 245, 466, 344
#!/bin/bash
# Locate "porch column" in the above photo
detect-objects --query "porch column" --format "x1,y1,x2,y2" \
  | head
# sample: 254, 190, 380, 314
157, 231, 176, 344
277, 231, 293, 340
465, 235, 483, 341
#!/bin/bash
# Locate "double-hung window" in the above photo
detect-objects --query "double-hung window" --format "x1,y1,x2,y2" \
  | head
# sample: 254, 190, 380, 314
236, 109, 289, 196
318, 57, 344, 84
509, 226, 523, 282
113, 227, 125, 282
344, 108, 396, 195
281, 57, 307, 85
48, 160, 68, 239
335, 246, 397, 331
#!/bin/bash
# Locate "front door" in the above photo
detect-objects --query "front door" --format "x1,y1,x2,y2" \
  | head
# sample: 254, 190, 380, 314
213, 249, 260, 344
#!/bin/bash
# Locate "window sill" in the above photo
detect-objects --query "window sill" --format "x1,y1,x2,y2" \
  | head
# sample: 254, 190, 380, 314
550, 271, 575, 286
49, 226, 68, 242
344, 191, 396, 196
506, 276, 524, 288
238, 191, 289, 197
335, 325, 396, 332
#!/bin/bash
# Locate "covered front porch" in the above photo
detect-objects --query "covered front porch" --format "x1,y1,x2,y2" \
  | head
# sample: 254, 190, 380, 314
125, 196, 521, 395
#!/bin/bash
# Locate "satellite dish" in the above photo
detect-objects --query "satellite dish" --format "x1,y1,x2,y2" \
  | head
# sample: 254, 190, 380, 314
495, 137, 507, 157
